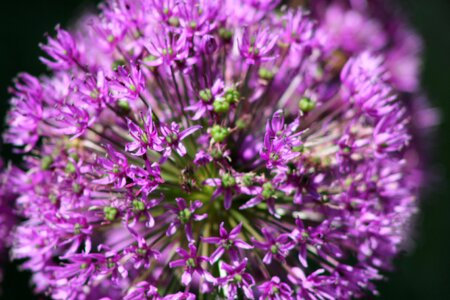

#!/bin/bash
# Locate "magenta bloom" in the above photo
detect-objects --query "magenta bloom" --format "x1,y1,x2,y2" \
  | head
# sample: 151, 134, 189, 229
202, 222, 253, 263
0, 0, 437, 299
169, 244, 214, 286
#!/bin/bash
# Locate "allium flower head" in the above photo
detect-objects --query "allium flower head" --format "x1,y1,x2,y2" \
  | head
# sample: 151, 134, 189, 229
1, 0, 438, 299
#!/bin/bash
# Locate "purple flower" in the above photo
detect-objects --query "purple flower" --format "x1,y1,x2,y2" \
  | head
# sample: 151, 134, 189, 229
47, 253, 98, 285
185, 79, 224, 120
252, 228, 295, 264
125, 237, 160, 269
124, 281, 160, 300
169, 244, 214, 286
260, 110, 303, 170
289, 218, 315, 268
341, 52, 394, 119
204, 171, 252, 210
373, 107, 410, 155
288, 268, 335, 300
164, 291, 196, 300
125, 195, 162, 228
4, 73, 43, 151
258, 276, 293, 300
58, 104, 95, 139
240, 181, 280, 217
239, 27, 278, 64
150, 0, 178, 23
144, 28, 190, 67
201, 222, 253, 263
126, 110, 164, 156
109, 64, 146, 101
127, 159, 164, 196
218, 259, 255, 299
75, 71, 110, 106
160, 122, 201, 158
178, 0, 219, 37
94, 144, 130, 188
193, 150, 212, 165
278, 9, 315, 49
166, 198, 207, 241
40, 25, 80, 71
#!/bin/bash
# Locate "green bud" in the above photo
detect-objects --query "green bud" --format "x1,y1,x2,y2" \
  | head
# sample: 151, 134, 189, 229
224, 240, 233, 250
186, 258, 196, 267
41, 156, 54, 170
90, 89, 100, 99
292, 145, 304, 153
129, 84, 137, 92
80, 263, 88, 269
65, 162, 76, 174
262, 182, 276, 199
189, 21, 197, 29
213, 99, 230, 113
218, 28, 233, 41
112, 59, 126, 71
298, 97, 316, 113
132, 200, 146, 211
74, 223, 82, 235
248, 46, 260, 55
144, 55, 157, 63
165, 133, 178, 144
344, 177, 353, 187
210, 125, 229, 143
111, 164, 120, 174
162, 47, 174, 56
242, 173, 255, 186
72, 183, 82, 194
278, 41, 290, 49
270, 153, 279, 161
104, 206, 118, 221
179, 208, 192, 223
70, 152, 79, 162
221, 173, 236, 188
271, 244, 279, 254
168, 17, 180, 27
49, 194, 58, 204
301, 231, 309, 240
199, 89, 213, 102
137, 248, 147, 256
107, 35, 115, 43
107, 258, 115, 269
117, 99, 131, 114
224, 88, 240, 104
236, 118, 247, 130
258, 68, 274, 80
234, 274, 242, 282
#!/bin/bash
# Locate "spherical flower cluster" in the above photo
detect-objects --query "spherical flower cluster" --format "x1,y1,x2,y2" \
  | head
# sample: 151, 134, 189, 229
1, 0, 437, 299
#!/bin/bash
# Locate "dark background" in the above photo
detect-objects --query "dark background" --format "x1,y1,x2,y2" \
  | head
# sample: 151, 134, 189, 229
0, 0, 449, 299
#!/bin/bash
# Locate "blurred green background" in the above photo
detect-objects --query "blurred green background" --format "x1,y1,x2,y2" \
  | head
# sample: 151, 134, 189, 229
0, 0, 449, 299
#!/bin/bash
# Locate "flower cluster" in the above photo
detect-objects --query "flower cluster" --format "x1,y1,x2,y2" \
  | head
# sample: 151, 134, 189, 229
0, 0, 437, 299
